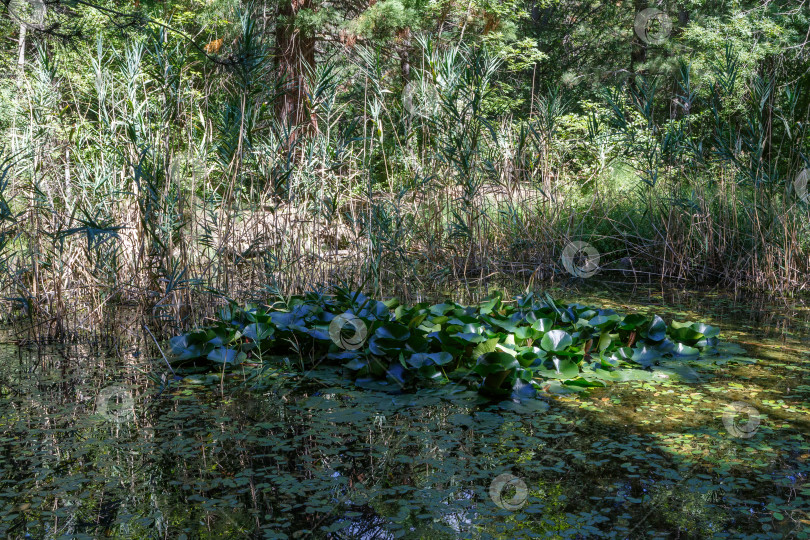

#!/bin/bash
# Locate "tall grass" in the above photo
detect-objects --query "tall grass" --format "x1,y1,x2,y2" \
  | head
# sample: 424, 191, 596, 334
1, 14, 808, 339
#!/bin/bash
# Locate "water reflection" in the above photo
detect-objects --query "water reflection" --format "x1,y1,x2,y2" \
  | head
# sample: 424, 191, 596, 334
0, 286, 809, 538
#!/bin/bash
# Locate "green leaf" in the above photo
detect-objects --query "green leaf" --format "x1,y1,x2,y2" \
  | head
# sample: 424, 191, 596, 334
645, 315, 667, 341
429, 303, 455, 315
597, 331, 612, 352
589, 314, 620, 330
207, 347, 241, 365
514, 326, 541, 341
486, 316, 520, 333
479, 292, 502, 315
472, 337, 500, 360
375, 323, 410, 341
536, 358, 579, 379
407, 352, 453, 368
691, 322, 719, 338
474, 352, 520, 376
672, 342, 700, 356
619, 313, 647, 331
407, 313, 428, 329
629, 345, 662, 367
669, 326, 704, 345
563, 378, 605, 388
243, 323, 274, 342
540, 330, 573, 352
344, 358, 367, 371
525, 313, 553, 332
517, 347, 543, 367
652, 362, 703, 382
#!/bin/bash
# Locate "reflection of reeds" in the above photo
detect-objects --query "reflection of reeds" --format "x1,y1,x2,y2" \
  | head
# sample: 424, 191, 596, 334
1, 20, 807, 339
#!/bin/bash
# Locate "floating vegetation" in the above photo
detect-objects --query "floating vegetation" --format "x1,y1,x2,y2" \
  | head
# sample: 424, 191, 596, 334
3, 288, 809, 539
166, 288, 754, 402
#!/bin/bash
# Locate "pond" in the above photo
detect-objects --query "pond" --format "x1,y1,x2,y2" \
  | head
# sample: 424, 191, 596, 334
1, 286, 809, 539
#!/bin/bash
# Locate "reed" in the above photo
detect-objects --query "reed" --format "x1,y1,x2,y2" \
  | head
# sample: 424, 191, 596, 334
1, 14, 808, 339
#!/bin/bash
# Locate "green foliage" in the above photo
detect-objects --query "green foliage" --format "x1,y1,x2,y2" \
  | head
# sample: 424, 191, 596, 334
0, 0, 809, 326
167, 288, 749, 403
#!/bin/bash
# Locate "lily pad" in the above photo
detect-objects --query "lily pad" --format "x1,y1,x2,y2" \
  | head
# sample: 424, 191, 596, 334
541, 330, 573, 352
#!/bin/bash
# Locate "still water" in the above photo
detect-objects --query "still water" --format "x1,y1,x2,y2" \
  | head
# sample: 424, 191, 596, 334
1, 286, 809, 539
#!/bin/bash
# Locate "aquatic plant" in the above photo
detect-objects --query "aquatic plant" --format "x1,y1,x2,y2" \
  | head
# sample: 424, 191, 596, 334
166, 288, 750, 402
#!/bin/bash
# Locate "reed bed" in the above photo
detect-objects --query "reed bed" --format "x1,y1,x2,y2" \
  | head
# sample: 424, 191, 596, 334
1, 22, 808, 339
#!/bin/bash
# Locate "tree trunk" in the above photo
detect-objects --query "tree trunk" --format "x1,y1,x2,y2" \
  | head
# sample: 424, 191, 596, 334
276, 0, 317, 132
398, 29, 411, 83
630, 0, 647, 75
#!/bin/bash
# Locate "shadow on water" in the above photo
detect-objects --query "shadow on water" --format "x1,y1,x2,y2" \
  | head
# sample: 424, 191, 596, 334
0, 284, 809, 539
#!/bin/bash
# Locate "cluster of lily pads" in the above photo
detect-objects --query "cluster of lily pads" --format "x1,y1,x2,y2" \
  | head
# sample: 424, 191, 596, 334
167, 288, 748, 399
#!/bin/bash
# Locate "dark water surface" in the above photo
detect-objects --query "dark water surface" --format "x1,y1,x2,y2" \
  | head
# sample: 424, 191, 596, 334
1, 286, 809, 539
